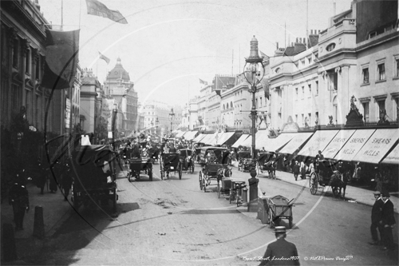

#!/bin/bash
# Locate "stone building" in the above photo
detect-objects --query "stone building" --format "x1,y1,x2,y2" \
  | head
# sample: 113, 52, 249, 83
103, 58, 138, 138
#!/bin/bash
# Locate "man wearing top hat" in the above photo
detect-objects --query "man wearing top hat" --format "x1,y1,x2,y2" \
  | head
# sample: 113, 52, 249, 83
380, 191, 396, 250
369, 191, 383, 246
259, 226, 300, 265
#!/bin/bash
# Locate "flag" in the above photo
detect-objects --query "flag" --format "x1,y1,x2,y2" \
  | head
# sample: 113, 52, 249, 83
199, 79, 208, 85
99, 51, 110, 64
86, 0, 128, 24
41, 29, 80, 90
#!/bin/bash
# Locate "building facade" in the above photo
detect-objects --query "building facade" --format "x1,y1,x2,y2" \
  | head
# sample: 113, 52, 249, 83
103, 58, 138, 138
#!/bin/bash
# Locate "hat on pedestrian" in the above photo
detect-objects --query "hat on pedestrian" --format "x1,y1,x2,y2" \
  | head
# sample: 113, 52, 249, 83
275, 226, 286, 234
373, 191, 381, 195
382, 191, 390, 197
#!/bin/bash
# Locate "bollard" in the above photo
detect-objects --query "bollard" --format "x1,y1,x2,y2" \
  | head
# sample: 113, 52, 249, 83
33, 206, 45, 239
242, 188, 248, 204
2, 223, 17, 262
247, 170, 259, 212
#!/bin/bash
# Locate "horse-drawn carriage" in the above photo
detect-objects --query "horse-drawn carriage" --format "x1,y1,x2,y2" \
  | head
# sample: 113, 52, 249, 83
160, 152, 183, 180
127, 157, 153, 181
237, 151, 254, 172
198, 147, 232, 198
70, 145, 118, 212
256, 152, 277, 179
178, 148, 195, 173
309, 159, 348, 197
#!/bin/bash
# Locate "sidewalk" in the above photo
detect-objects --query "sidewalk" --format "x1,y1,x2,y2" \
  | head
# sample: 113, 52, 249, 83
259, 168, 399, 214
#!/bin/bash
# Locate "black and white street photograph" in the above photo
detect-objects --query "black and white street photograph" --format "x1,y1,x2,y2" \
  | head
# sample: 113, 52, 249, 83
1, 0, 398, 265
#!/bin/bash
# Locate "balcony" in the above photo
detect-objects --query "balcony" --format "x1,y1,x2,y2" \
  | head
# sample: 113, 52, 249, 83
319, 19, 356, 42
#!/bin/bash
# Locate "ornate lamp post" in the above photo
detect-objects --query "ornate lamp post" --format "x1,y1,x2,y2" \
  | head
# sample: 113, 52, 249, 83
243, 36, 265, 161
169, 108, 175, 135
112, 103, 118, 149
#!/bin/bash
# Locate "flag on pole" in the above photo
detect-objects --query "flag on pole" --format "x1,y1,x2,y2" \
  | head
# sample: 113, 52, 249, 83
86, 0, 128, 24
41, 29, 80, 90
99, 51, 110, 64
199, 79, 208, 85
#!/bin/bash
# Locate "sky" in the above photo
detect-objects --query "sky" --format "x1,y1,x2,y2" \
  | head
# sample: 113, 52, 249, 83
38, 0, 353, 107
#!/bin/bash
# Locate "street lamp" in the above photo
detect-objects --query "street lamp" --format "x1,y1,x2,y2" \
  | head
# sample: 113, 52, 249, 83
243, 36, 265, 161
155, 116, 159, 136
169, 108, 175, 135
112, 103, 118, 150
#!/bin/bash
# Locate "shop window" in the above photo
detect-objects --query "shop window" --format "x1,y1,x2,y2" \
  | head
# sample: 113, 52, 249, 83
362, 102, 369, 123
377, 63, 385, 81
362, 67, 369, 84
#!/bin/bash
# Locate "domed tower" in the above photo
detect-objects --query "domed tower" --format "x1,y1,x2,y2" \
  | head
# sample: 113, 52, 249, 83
104, 58, 138, 137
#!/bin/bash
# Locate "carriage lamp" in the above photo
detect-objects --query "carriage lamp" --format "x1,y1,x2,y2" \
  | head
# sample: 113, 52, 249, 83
243, 35, 265, 161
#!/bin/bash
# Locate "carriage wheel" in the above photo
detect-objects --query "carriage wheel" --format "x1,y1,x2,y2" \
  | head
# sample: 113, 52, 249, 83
310, 181, 318, 195
217, 180, 221, 199
288, 217, 293, 229
199, 172, 203, 190
203, 177, 207, 192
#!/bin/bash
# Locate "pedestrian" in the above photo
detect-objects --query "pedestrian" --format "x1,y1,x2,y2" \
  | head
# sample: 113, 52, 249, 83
374, 167, 383, 192
369, 191, 383, 246
292, 161, 300, 181
8, 181, 30, 231
300, 160, 307, 180
49, 161, 60, 193
35, 160, 47, 194
259, 226, 300, 266
380, 191, 396, 250
61, 163, 73, 201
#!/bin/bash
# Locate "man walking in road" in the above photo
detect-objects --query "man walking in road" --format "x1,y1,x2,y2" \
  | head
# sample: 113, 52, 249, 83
380, 191, 396, 250
9, 181, 30, 231
259, 226, 300, 265
369, 191, 383, 246
292, 161, 300, 181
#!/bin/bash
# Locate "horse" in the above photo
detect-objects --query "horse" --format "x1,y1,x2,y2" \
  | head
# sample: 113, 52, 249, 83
329, 170, 349, 198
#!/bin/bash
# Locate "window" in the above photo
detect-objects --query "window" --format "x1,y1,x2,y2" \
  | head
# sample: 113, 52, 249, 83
362, 68, 369, 84
295, 114, 298, 123
395, 57, 399, 78
259, 97, 262, 107
315, 81, 318, 96
308, 113, 312, 125
362, 102, 369, 123
301, 114, 304, 126
377, 63, 385, 81
326, 43, 336, 52
308, 84, 312, 98
377, 99, 386, 115
12, 38, 19, 68
315, 112, 319, 125
25, 48, 30, 74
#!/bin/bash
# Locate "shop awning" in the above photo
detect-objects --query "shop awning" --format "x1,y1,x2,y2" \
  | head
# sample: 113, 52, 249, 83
322, 129, 356, 159
267, 133, 297, 152
334, 129, 376, 161
352, 128, 399, 164
382, 142, 399, 164
256, 130, 272, 149
241, 135, 253, 148
175, 130, 186, 138
232, 134, 249, 148
202, 132, 218, 145
278, 132, 314, 154
216, 132, 235, 145
184, 131, 198, 141
193, 134, 206, 143
297, 130, 339, 157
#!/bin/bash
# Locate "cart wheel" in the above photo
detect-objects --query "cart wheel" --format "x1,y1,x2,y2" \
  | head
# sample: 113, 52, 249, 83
199, 172, 203, 190
203, 178, 207, 192
289, 217, 293, 229
179, 164, 182, 180
268, 211, 274, 228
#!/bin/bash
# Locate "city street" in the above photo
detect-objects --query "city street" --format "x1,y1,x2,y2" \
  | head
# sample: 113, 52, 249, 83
20, 163, 397, 266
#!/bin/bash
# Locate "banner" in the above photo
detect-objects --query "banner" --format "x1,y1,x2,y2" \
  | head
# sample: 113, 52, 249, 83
86, 0, 128, 24
41, 29, 80, 90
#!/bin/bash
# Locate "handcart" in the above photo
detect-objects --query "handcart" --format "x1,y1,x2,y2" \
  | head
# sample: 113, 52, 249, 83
266, 195, 294, 229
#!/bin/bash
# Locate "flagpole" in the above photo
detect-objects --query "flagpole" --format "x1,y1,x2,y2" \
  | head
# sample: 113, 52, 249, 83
61, 0, 64, 30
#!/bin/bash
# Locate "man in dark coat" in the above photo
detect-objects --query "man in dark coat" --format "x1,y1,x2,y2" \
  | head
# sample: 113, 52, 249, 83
380, 191, 396, 250
369, 191, 383, 245
61, 163, 73, 201
9, 182, 30, 231
259, 226, 300, 265
292, 161, 300, 181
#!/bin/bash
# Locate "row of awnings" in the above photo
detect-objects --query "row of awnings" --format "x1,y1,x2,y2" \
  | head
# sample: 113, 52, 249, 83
191, 132, 241, 146
174, 130, 199, 141
226, 128, 399, 165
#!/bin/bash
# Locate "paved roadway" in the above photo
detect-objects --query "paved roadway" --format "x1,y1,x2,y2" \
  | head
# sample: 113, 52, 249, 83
20, 162, 398, 266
